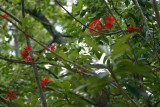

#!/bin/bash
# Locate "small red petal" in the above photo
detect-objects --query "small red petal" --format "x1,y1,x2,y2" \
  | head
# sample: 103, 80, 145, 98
12, 93, 16, 97
49, 46, 56, 51
25, 56, 33, 62
40, 81, 45, 87
88, 19, 101, 30
9, 90, 14, 94
5, 94, 9, 98
106, 15, 115, 23
136, 27, 141, 32
44, 48, 47, 52
1, 13, 9, 19
127, 25, 135, 31
21, 50, 29, 59
104, 22, 113, 29
24, 46, 31, 51
44, 78, 49, 83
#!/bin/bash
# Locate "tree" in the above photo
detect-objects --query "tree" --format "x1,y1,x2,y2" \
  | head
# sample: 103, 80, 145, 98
0, 0, 160, 107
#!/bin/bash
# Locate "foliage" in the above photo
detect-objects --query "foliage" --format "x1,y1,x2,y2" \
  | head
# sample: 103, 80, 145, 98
0, 0, 160, 107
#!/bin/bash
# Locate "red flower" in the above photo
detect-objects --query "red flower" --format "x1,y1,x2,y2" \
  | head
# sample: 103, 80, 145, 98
5, 90, 16, 100
44, 45, 56, 52
104, 22, 113, 29
104, 15, 115, 29
127, 25, 135, 31
105, 15, 115, 23
21, 50, 28, 59
21, 46, 32, 62
1, 13, 9, 19
88, 19, 101, 31
40, 78, 49, 87
9, 90, 14, 93
136, 27, 141, 32
50, 46, 56, 51
25, 56, 33, 62
24, 46, 31, 51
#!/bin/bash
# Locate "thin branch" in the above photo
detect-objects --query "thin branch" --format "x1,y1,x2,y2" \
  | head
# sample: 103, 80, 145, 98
152, 0, 160, 31
133, 0, 160, 65
110, 0, 128, 26
5, 18, 95, 75
54, 0, 122, 36
0, 95, 9, 106
21, 0, 25, 18
0, 55, 29, 64
0, 7, 21, 24
108, 67, 141, 107
37, 66, 59, 79
133, 0, 150, 33
21, 1, 47, 107
25, 9, 66, 44
0, 54, 60, 79
69, 91, 98, 106
104, 0, 124, 32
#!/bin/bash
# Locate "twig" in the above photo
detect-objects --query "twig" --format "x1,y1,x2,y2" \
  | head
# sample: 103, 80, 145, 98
21, 1, 47, 107
0, 54, 60, 79
5, 18, 95, 75
37, 66, 59, 79
0, 7, 21, 24
110, 0, 128, 26
69, 91, 98, 106
133, 0, 160, 65
108, 67, 140, 107
54, 0, 123, 36
152, 0, 160, 31
0, 95, 10, 106
104, 0, 124, 31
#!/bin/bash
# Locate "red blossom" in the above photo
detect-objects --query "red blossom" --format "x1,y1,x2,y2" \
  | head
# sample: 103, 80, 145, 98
21, 50, 28, 59
105, 15, 115, 23
104, 15, 115, 29
104, 22, 113, 29
1, 13, 9, 19
24, 46, 31, 51
44, 45, 56, 52
25, 56, 33, 62
89, 19, 101, 30
49, 46, 56, 51
5, 90, 16, 100
136, 27, 141, 32
9, 90, 14, 93
127, 25, 135, 31
40, 78, 49, 87
21, 46, 33, 62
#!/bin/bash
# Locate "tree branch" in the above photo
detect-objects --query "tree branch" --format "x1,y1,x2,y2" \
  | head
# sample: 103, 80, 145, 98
104, 0, 124, 32
5, 18, 95, 75
69, 91, 98, 106
0, 95, 10, 106
54, 0, 122, 36
25, 9, 66, 44
0, 7, 21, 24
133, 0, 160, 65
110, 0, 128, 26
152, 0, 160, 31
21, 1, 47, 106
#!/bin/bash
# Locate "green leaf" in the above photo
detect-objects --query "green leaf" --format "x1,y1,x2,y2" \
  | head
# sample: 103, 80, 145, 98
12, 0, 20, 3
84, 36, 103, 53
114, 59, 152, 77
112, 33, 135, 57
124, 83, 148, 99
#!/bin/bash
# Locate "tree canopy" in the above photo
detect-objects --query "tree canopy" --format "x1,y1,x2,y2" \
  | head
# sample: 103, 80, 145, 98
0, 0, 160, 107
